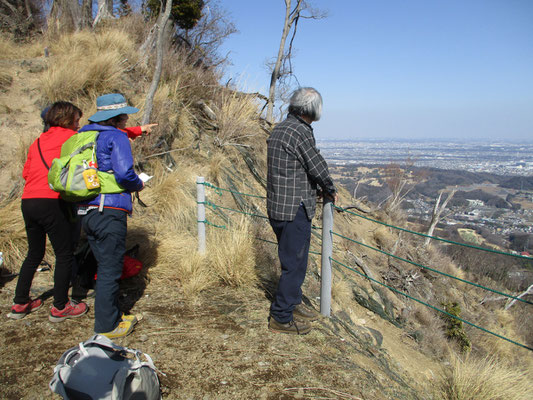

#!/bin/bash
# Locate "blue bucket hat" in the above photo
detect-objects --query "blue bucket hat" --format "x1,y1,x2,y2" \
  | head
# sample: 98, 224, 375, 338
88, 93, 139, 122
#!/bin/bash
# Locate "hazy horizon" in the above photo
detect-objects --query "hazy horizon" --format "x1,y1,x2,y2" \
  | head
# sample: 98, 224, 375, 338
220, 1, 533, 142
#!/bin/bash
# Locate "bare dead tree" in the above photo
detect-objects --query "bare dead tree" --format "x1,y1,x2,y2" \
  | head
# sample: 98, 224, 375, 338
424, 188, 456, 247
505, 283, 533, 310
175, 1, 236, 68
48, 0, 83, 32
383, 163, 415, 212
266, 0, 326, 123
93, 0, 114, 27
81, 0, 93, 28
142, 0, 173, 125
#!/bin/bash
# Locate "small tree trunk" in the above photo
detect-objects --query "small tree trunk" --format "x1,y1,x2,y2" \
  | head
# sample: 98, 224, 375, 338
48, 0, 82, 32
93, 0, 114, 27
81, 0, 93, 28
24, 0, 32, 20
266, 0, 303, 123
142, 0, 173, 124
424, 189, 455, 247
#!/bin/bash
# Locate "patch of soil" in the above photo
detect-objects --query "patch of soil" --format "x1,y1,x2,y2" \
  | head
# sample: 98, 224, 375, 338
0, 266, 439, 399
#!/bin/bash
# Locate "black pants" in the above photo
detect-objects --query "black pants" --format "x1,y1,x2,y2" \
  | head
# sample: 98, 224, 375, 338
269, 204, 312, 323
14, 198, 74, 309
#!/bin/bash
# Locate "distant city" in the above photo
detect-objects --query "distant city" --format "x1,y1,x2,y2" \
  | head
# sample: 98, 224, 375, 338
318, 140, 533, 176
318, 140, 533, 253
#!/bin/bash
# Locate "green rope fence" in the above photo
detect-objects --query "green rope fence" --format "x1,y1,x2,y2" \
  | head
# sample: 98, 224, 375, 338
331, 230, 533, 305
330, 257, 533, 352
201, 181, 266, 199
196, 179, 533, 351
200, 200, 269, 220
198, 181, 532, 304
334, 205, 533, 261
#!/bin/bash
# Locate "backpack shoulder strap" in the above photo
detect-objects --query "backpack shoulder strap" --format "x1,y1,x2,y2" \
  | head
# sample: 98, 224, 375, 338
37, 138, 50, 170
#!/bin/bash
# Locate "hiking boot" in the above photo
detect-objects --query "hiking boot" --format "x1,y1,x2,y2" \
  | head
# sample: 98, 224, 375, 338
49, 300, 88, 322
7, 298, 43, 320
100, 320, 135, 339
293, 303, 319, 322
121, 313, 139, 325
268, 316, 311, 335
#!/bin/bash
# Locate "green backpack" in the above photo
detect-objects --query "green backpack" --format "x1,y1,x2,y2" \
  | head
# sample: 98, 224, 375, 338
48, 130, 125, 202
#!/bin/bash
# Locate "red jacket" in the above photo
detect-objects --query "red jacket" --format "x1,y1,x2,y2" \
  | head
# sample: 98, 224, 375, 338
21, 126, 143, 199
22, 126, 76, 199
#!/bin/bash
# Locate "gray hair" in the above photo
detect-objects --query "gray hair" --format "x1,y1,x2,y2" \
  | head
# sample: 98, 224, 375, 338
288, 87, 323, 121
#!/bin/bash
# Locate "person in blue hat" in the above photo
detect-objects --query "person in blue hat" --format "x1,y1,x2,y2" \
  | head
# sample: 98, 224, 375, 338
77, 93, 148, 338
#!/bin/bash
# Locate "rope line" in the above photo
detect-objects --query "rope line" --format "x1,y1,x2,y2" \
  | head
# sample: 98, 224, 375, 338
330, 257, 533, 352
197, 219, 227, 230
331, 231, 532, 305
254, 237, 321, 255
334, 205, 533, 261
201, 181, 266, 199
201, 200, 269, 219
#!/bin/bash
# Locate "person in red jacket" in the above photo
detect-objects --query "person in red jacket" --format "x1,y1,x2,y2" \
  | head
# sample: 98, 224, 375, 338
8, 101, 89, 321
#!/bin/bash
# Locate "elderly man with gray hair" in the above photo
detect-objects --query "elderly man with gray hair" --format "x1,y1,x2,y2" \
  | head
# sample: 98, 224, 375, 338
267, 87, 337, 335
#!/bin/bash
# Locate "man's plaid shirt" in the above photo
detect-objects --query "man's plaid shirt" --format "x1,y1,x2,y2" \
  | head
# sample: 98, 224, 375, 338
267, 113, 336, 221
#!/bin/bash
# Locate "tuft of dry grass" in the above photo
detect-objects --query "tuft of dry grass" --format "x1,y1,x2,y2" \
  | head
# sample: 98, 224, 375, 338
143, 166, 198, 232
332, 273, 353, 306
41, 30, 138, 102
0, 37, 44, 59
437, 353, 533, 400
0, 71, 13, 92
470, 309, 532, 367
0, 204, 27, 272
207, 153, 227, 186
426, 245, 466, 283
207, 217, 257, 288
212, 90, 261, 147
372, 226, 395, 250
155, 233, 213, 301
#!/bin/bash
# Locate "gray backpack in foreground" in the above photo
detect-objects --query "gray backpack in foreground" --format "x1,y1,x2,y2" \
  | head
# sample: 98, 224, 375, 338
49, 334, 162, 400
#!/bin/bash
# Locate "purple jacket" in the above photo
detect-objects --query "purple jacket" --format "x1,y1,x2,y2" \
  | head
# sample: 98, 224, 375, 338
78, 123, 143, 213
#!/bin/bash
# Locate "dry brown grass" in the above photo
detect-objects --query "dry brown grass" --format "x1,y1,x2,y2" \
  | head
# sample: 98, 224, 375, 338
0, 37, 44, 60
41, 30, 139, 103
409, 304, 450, 358
207, 153, 227, 186
437, 353, 533, 400
470, 309, 532, 368
0, 201, 27, 273
207, 217, 257, 288
142, 165, 198, 232
426, 245, 466, 283
154, 233, 212, 301
212, 90, 261, 147
0, 71, 13, 92
331, 275, 353, 309
372, 226, 395, 250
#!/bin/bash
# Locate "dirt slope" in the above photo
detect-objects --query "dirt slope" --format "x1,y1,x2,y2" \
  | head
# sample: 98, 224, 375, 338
0, 269, 439, 399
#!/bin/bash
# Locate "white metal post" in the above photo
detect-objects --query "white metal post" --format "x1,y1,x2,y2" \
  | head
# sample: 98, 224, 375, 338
320, 199, 334, 317
197, 176, 206, 254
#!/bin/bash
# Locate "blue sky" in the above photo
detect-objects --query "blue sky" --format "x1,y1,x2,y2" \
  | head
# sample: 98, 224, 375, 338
217, 0, 533, 142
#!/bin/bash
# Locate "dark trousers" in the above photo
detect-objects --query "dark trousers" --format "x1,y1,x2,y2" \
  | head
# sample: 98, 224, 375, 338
14, 198, 74, 309
269, 204, 311, 323
82, 208, 127, 333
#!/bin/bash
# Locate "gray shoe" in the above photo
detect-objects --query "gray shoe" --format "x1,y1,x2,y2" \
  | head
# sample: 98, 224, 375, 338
268, 316, 311, 335
293, 303, 319, 322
